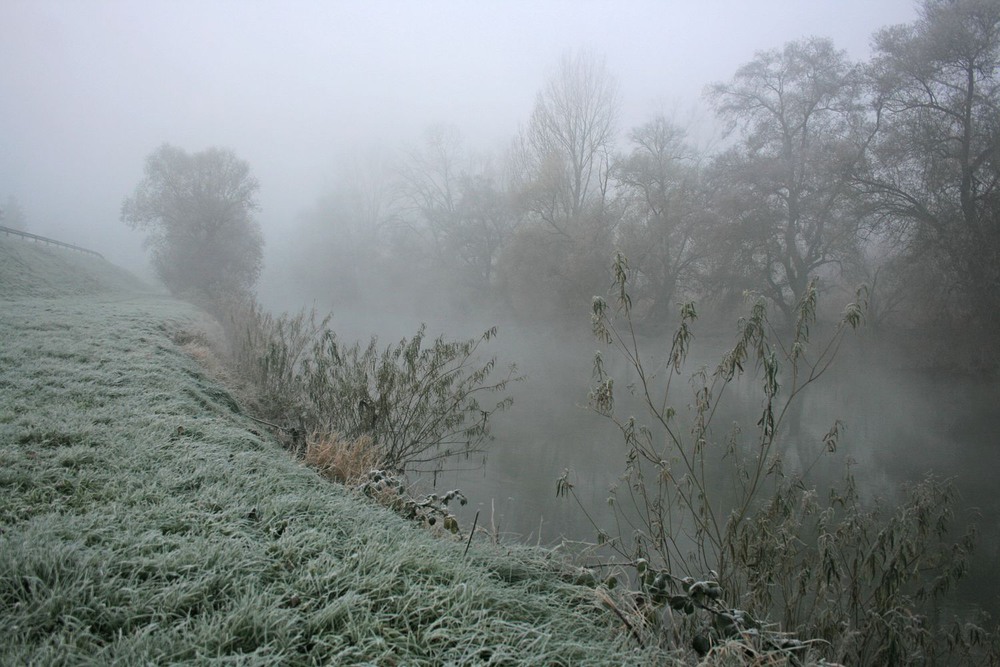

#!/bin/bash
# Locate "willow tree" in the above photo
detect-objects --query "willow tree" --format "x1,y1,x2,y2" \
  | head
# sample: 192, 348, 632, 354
122, 144, 263, 301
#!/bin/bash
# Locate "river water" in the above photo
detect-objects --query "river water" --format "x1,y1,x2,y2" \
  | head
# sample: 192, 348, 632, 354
424, 323, 1000, 618
274, 291, 1000, 619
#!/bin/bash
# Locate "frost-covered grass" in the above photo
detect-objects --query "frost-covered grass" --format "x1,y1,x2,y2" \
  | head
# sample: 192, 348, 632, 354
0, 236, 153, 298
0, 238, 676, 665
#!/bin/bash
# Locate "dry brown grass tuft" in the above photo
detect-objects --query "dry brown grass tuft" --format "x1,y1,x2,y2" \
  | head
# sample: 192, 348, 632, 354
305, 432, 381, 485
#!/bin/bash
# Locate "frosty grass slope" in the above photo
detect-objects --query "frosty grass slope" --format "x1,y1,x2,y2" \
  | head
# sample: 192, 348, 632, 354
0, 237, 673, 665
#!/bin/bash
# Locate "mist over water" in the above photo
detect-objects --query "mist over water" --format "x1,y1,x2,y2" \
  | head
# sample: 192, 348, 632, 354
264, 272, 1000, 618
5, 3, 999, 656
432, 330, 1000, 616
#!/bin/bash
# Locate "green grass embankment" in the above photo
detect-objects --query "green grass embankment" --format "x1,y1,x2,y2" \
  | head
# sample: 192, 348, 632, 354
0, 237, 673, 665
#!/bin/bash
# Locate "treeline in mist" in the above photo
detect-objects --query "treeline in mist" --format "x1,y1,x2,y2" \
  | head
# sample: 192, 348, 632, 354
284, 0, 999, 368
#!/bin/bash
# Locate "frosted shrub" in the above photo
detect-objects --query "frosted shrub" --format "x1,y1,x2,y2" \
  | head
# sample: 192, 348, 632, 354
562, 252, 997, 664
222, 298, 519, 475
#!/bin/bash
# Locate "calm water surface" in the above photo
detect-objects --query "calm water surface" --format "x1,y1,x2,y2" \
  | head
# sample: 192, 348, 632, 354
427, 329, 1000, 617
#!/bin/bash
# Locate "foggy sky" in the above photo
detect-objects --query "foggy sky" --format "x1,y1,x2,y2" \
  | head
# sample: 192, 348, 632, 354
1, 0, 918, 279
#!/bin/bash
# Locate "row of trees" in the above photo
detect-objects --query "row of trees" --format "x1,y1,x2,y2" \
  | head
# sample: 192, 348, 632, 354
120, 1, 998, 359
290, 0, 998, 355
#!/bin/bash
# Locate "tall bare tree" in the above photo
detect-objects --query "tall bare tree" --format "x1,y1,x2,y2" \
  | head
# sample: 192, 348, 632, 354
294, 151, 400, 307
397, 125, 464, 262
707, 38, 868, 323
500, 50, 622, 321
395, 127, 519, 305
449, 165, 520, 297
515, 49, 621, 238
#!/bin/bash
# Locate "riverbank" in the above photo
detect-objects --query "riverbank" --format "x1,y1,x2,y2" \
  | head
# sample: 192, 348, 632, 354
0, 237, 674, 665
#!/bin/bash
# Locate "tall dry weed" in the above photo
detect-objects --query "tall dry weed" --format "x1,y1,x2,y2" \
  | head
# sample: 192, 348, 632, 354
570, 252, 999, 664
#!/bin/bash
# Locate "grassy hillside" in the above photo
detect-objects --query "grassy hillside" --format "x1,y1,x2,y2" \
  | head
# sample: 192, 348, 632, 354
0, 237, 673, 665
0, 235, 154, 298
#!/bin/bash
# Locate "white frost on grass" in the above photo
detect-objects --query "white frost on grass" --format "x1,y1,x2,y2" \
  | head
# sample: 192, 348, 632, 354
0, 237, 676, 665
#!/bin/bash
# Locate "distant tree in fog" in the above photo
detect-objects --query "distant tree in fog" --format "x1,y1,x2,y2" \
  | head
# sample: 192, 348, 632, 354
121, 144, 263, 300
397, 125, 464, 262
501, 50, 622, 320
295, 153, 400, 308
707, 38, 868, 323
449, 168, 520, 296
514, 49, 620, 237
397, 126, 520, 303
0, 195, 27, 231
858, 0, 1000, 336
615, 116, 712, 324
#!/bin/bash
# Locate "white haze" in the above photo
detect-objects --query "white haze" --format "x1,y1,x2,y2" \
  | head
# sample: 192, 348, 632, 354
2, 0, 917, 280
7, 0, 1000, 616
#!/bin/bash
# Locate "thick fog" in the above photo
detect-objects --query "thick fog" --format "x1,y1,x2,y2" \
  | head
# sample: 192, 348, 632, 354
6, 0, 1000, 622
2, 0, 915, 277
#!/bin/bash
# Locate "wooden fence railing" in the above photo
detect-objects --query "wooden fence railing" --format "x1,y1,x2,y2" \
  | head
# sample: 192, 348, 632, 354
0, 224, 105, 260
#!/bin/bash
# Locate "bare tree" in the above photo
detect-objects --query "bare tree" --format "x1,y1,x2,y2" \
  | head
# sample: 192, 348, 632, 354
707, 38, 868, 323
394, 126, 520, 305
498, 50, 622, 321
615, 116, 711, 324
294, 150, 401, 307
449, 163, 521, 296
516, 49, 621, 237
397, 124, 464, 261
